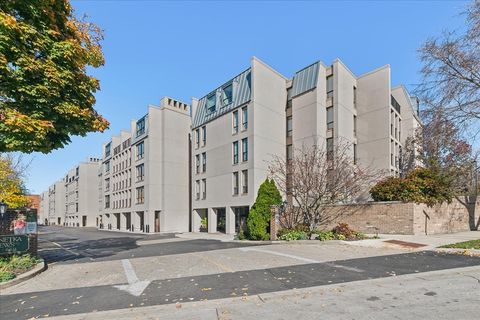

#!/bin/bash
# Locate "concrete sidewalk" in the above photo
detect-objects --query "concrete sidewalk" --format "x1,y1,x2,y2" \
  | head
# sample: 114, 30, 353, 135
45, 265, 480, 320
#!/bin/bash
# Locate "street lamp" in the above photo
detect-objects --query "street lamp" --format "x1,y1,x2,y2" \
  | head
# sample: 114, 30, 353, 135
0, 201, 7, 214
0, 201, 7, 219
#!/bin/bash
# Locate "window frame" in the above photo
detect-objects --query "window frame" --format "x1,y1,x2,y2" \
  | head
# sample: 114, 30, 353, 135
233, 141, 239, 164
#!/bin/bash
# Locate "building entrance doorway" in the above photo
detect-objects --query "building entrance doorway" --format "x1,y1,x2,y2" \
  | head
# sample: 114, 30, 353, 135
82, 216, 87, 227
115, 213, 121, 230
216, 208, 226, 233
137, 211, 144, 232
234, 206, 249, 233
154, 211, 160, 233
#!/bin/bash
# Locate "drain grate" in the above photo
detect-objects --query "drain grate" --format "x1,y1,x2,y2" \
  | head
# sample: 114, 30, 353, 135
383, 239, 428, 248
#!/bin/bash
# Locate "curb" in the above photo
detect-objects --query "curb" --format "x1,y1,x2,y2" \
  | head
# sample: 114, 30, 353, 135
0, 259, 47, 290
434, 248, 480, 256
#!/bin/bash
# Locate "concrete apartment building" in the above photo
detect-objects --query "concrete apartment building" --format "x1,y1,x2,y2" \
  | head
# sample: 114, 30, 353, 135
64, 158, 101, 227
191, 57, 287, 235
191, 57, 421, 235
39, 191, 49, 225
99, 97, 191, 233
48, 180, 65, 225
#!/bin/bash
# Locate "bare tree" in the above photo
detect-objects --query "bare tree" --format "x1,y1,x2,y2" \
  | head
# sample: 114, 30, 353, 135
268, 139, 383, 232
417, 1, 480, 136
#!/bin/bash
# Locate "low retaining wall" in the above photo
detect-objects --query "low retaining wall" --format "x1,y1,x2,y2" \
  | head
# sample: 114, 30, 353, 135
274, 197, 479, 235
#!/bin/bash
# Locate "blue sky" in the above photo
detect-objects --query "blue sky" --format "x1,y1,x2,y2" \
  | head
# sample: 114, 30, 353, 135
25, 0, 469, 193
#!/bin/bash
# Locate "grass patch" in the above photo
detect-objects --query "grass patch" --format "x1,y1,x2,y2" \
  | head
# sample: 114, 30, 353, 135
0, 254, 41, 283
440, 239, 480, 250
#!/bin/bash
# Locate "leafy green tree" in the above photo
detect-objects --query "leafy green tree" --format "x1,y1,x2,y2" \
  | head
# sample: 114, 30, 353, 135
370, 167, 453, 207
246, 179, 282, 240
0, 0, 109, 153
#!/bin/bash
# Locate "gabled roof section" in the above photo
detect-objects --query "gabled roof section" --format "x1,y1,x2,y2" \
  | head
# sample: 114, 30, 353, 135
192, 68, 251, 129
291, 61, 320, 98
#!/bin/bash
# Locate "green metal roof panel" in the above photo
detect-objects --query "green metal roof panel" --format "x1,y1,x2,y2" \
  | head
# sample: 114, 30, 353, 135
192, 68, 251, 129
291, 62, 319, 98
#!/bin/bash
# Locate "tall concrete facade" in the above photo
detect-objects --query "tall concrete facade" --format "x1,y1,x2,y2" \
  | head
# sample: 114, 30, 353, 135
40, 56, 421, 235
191, 57, 287, 235
64, 158, 101, 227
48, 180, 65, 225
39, 191, 49, 225
191, 57, 421, 235
99, 97, 191, 233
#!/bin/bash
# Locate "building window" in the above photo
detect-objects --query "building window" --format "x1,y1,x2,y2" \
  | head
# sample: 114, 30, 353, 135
326, 138, 334, 161
242, 138, 248, 162
136, 164, 144, 182
327, 107, 333, 130
76, 203, 78, 212
287, 116, 292, 137
353, 115, 357, 137
136, 186, 145, 204
195, 129, 200, 148
242, 170, 248, 194
233, 172, 239, 195
233, 110, 239, 133
287, 144, 293, 161
195, 154, 200, 174
353, 144, 357, 165
326, 75, 333, 99
207, 93, 216, 113
201, 179, 206, 199
202, 152, 206, 172
105, 178, 110, 191
105, 143, 111, 158
242, 107, 248, 130
195, 180, 200, 200
353, 86, 357, 108
136, 142, 144, 160
202, 126, 206, 146
222, 83, 233, 106
105, 195, 110, 209
233, 141, 239, 164
105, 161, 110, 173
136, 117, 146, 137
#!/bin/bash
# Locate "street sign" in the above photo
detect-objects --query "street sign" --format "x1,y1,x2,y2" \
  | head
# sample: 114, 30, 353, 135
0, 235, 29, 255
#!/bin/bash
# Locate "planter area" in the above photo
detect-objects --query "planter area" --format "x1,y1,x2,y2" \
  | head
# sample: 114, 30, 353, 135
0, 254, 41, 283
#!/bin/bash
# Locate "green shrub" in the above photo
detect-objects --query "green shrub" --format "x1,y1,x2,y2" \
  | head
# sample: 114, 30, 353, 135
316, 231, 335, 241
278, 230, 308, 241
0, 254, 40, 283
370, 168, 453, 207
246, 179, 282, 240
246, 207, 270, 240
0, 271, 15, 282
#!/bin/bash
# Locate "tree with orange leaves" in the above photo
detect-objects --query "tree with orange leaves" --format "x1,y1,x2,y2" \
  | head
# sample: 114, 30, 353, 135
0, 0, 109, 153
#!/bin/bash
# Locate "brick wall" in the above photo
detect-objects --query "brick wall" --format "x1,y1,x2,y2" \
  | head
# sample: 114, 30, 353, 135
273, 197, 480, 236
412, 197, 479, 235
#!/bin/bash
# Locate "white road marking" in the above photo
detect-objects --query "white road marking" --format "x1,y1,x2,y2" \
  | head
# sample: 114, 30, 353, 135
114, 259, 151, 296
52, 241, 80, 256
136, 238, 191, 246
239, 247, 364, 273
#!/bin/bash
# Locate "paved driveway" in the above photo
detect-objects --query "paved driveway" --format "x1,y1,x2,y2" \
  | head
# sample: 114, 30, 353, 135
1, 227, 479, 319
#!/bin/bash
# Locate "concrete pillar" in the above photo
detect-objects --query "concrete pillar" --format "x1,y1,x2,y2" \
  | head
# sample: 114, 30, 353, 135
120, 212, 127, 230
208, 208, 217, 233
226, 206, 236, 235
192, 209, 202, 232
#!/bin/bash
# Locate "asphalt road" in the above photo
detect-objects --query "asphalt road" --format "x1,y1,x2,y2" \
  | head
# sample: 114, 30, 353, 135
37, 226, 258, 264
1, 227, 479, 320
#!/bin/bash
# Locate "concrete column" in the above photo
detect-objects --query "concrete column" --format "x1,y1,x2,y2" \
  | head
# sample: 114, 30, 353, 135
226, 206, 236, 235
208, 208, 217, 233
120, 212, 127, 230
192, 209, 202, 232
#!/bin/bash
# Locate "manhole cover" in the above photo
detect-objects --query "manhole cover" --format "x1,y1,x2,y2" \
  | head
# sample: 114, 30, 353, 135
383, 240, 427, 248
